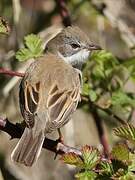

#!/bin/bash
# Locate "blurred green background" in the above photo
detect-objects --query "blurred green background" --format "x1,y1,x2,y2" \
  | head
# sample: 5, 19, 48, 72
0, 0, 135, 179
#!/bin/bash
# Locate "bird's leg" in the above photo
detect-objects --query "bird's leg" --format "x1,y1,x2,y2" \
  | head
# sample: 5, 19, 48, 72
54, 128, 64, 160
58, 128, 64, 143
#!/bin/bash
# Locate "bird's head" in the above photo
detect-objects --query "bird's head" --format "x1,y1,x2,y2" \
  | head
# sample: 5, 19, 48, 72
45, 26, 101, 69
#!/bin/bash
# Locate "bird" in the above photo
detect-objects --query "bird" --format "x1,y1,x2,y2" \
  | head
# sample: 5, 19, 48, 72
11, 26, 101, 166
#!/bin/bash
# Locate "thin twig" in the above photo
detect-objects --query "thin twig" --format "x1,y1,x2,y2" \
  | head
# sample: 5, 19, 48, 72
0, 117, 81, 156
80, 96, 126, 156
0, 68, 24, 77
89, 101, 110, 157
81, 96, 126, 125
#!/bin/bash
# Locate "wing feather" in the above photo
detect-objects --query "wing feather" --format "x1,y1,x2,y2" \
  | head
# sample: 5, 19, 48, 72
19, 81, 40, 128
46, 84, 80, 132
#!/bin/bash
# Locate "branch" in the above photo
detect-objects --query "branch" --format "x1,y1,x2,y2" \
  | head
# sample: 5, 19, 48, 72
81, 96, 126, 157
55, 0, 71, 27
81, 96, 126, 125
0, 67, 125, 157
0, 68, 24, 77
89, 101, 110, 157
0, 117, 81, 156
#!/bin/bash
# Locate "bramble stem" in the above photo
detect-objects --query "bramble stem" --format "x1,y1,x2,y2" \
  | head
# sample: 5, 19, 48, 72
0, 68, 24, 77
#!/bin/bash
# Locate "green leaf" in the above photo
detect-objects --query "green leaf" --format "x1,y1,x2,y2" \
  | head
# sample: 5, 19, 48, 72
112, 169, 135, 180
111, 90, 135, 108
98, 160, 113, 176
112, 159, 128, 175
16, 48, 34, 62
82, 83, 91, 96
113, 123, 135, 144
91, 50, 118, 76
0, 17, 10, 34
128, 153, 135, 172
75, 171, 97, 180
89, 89, 97, 102
92, 65, 105, 80
111, 144, 129, 161
90, 50, 118, 82
82, 145, 100, 169
16, 34, 44, 61
24, 34, 43, 54
123, 57, 135, 68
91, 50, 118, 66
61, 152, 84, 168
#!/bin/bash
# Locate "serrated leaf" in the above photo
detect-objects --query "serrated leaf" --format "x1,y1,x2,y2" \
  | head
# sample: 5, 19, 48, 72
112, 159, 128, 175
24, 34, 43, 54
82, 145, 100, 169
112, 170, 135, 180
111, 144, 129, 161
98, 160, 113, 175
0, 17, 10, 34
16, 34, 44, 61
16, 48, 34, 61
61, 152, 84, 167
91, 50, 118, 79
75, 171, 97, 180
113, 123, 135, 144
111, 168, 126, 179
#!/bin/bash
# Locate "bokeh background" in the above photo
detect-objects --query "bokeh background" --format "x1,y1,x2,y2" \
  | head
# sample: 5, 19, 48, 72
0, 0, 135, 179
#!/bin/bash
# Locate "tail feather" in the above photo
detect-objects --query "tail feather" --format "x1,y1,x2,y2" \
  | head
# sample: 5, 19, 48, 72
11, 127, 44, 166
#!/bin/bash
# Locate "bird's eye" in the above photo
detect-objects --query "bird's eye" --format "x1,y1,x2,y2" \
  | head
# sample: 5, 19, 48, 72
71, 43, 80, 49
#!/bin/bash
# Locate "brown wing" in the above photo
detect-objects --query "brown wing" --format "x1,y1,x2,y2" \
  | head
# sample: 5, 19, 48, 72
19, 81, 40, 128
45, 82, 80, 133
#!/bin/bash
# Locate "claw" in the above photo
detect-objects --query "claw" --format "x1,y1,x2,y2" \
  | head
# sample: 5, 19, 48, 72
54, 151, 58, 160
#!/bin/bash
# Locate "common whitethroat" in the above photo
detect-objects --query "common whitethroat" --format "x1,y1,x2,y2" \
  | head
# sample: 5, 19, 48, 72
11, 26, 101, 166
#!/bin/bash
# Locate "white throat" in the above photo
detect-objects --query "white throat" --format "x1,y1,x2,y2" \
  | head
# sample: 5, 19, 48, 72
58, 49, 90, 69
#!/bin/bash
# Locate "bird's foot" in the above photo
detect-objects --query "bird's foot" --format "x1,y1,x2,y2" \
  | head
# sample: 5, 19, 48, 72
58, 128, 64, 143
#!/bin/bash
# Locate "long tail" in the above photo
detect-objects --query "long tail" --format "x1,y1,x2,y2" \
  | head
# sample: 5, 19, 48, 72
11, 127, 44, 166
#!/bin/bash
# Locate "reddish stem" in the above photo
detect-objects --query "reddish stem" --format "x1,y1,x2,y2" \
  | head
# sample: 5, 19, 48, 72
89, 101, 110, 157
0, 68, 24, 77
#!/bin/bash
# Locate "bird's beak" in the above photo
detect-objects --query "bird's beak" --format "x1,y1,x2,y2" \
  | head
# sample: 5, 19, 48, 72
88, 44, 102, 50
